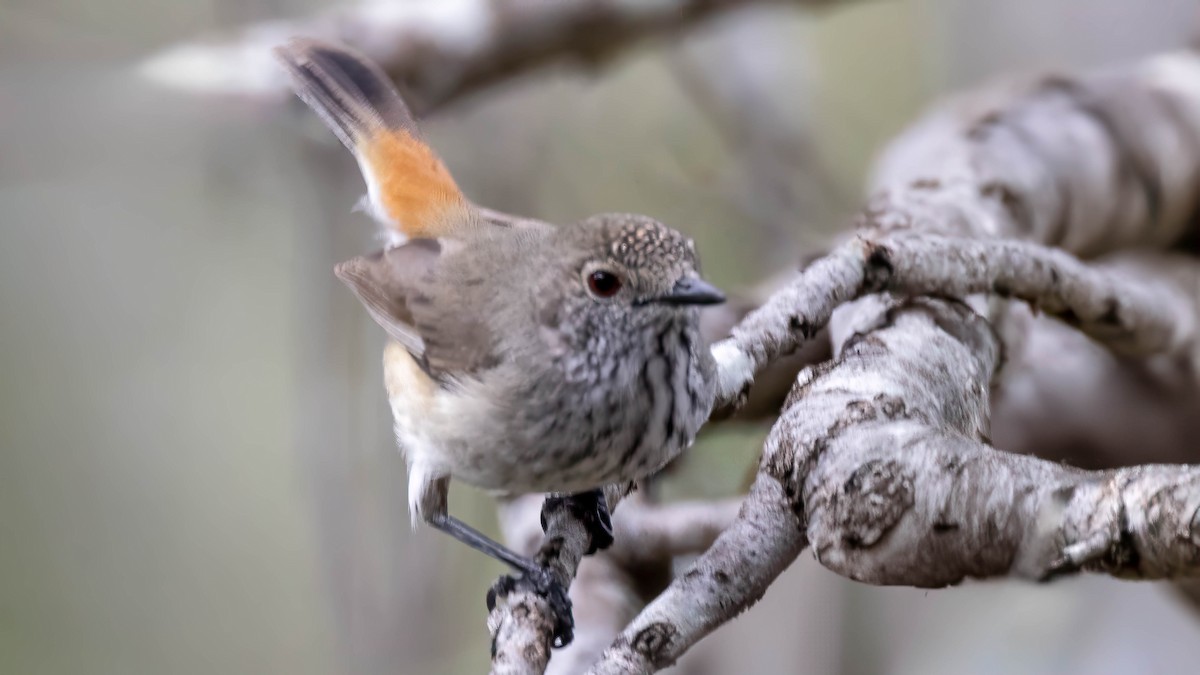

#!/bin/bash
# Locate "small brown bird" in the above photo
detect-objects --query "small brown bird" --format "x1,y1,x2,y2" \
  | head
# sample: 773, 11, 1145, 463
275, 39, 724, 644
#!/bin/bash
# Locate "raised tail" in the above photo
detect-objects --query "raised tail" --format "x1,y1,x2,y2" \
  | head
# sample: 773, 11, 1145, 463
274, 38, 473, 241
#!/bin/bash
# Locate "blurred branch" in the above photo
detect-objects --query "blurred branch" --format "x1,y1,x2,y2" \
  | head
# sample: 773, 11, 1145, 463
990, 306, 1200, 470
1175, 579, 1200, 618
141, 0, 853, 115
591, 51, 1200, 673
669, 34, 852, 250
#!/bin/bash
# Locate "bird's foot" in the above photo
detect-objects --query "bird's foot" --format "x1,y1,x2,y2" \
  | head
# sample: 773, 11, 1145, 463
487, 566, 575, 648
541, 489, 614, 555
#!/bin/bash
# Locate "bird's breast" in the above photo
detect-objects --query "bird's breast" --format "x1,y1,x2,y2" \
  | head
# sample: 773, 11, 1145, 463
379, 324, 714, 495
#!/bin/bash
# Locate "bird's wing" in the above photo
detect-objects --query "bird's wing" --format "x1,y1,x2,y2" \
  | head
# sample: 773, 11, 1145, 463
275, 38, 474, 241
335, 240, 500, 381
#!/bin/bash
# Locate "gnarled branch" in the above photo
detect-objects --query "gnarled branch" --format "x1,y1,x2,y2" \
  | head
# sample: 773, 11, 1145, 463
591, 49, 1200, 674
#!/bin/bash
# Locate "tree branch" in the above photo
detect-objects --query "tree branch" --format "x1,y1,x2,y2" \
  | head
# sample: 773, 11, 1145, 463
809, 297, 1200, 585
141, 0, 848, 115
591, 49, 1200, 674
489, 491, 741, 674
594, 288, 1200, 672
711, 50, 1200, 407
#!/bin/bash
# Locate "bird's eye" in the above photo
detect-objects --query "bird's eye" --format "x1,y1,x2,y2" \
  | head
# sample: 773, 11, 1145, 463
586, 270, 623, 298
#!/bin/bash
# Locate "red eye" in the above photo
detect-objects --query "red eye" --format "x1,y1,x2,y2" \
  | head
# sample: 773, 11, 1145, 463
587, 270, 622, 298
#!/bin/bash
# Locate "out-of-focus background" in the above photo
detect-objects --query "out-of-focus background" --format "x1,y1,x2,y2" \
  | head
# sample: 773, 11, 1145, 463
4, 1, 1200, 673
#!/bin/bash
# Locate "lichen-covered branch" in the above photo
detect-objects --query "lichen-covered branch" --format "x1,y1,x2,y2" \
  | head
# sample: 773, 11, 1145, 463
867, 234, 1200, 363
711, 229, 1200, 409
141, 0, 845, 115
591, 50, 1200, 674
713, 50, 1200, 407
865, 52, 1200, 252
588, 474, 807, 675
807, 298, 1200, 586
594, 292, 1200, 673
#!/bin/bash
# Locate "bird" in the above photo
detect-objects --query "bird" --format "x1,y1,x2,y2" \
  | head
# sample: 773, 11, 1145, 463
274, 38, 725, 645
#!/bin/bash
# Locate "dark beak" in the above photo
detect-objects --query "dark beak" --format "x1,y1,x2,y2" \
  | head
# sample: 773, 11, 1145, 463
642, 277, 726, 306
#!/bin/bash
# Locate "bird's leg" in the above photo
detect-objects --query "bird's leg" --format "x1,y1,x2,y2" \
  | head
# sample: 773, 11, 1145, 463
427, 512, 575, 647
540, 488, 614, 555
427, 512, 537, 570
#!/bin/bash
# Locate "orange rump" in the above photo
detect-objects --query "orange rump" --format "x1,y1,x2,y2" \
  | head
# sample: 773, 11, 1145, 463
360, 129, 471, 239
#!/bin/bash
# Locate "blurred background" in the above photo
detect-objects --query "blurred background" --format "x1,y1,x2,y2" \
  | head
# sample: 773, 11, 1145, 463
4, 0, 1200, 673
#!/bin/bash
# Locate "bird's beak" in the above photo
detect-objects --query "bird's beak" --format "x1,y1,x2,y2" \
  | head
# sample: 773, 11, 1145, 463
642, 277, 726, 306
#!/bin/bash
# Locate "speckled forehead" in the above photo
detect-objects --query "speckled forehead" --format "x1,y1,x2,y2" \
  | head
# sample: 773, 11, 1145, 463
609, 220, 694, 268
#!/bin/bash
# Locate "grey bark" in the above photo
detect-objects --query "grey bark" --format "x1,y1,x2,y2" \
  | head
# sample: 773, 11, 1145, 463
591, 50, 1200, 674
489, 491, 741, 674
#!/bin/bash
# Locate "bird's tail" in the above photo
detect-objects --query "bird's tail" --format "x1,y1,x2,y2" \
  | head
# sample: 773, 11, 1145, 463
274, 38, 472, 241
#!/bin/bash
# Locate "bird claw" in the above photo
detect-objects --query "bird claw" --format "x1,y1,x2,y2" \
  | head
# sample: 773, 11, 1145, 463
485, 489, 609, 649
486, 567, 575, 648
541, 489, 614, 555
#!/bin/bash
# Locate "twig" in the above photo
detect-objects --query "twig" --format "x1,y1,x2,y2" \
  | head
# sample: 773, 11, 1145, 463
489, 491, 741, 674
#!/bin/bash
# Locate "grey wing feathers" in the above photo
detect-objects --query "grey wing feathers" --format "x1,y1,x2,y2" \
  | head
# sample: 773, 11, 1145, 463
273, 38, 419, 149
334, 240, 439, 356
334, 240, 500, 381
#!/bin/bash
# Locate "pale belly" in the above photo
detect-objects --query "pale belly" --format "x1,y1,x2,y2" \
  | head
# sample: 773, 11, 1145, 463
382, 342, 694, 495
